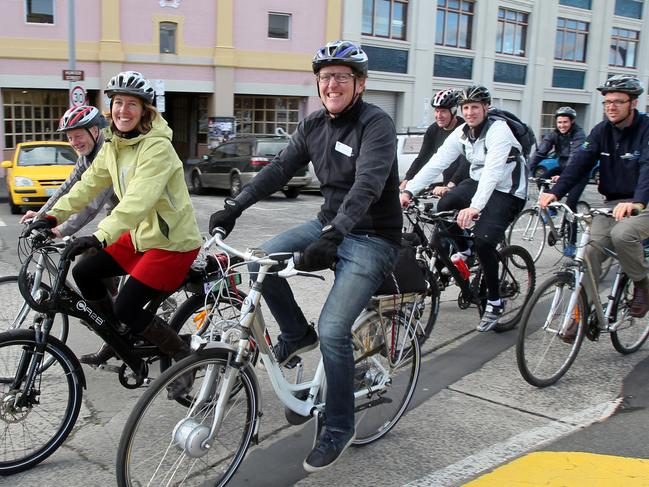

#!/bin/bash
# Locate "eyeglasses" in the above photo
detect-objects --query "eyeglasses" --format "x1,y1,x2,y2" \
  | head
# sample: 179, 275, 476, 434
602, 99, 631, 107
316, 72, 356, 84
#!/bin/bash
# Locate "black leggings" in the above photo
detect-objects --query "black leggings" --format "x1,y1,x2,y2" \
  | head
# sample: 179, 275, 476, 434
437, 179, 524, 300
72, 250, 161, 333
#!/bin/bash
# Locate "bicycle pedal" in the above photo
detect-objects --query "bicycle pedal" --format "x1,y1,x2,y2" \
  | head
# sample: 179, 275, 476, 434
284, 356, 303, 369
96, 363, 121, 374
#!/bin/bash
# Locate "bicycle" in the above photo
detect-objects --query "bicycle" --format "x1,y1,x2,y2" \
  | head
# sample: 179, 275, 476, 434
116, 229, 422, 486
516, 203, 649, 388
508, 177, 591, 262
0, 230, 243, 474
403, 201, 536, 332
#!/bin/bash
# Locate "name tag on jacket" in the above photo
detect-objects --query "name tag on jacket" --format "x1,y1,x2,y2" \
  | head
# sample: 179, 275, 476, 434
335, 141, 353, 157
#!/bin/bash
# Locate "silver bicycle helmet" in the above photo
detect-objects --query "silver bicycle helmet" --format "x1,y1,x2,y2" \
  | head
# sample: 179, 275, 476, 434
597, 75, 644, 97
312, 40, 368, 76
105, 71, 155, 104
555, 106, 577, 119
57, 105, 106, 132
458, 84, 491, 105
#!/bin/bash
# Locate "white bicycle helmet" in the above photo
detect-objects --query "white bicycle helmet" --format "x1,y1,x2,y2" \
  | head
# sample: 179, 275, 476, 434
312, 40, 368, 76
432, 89, 460, 115
105, 71, 155, 104
57, 105, 105, 132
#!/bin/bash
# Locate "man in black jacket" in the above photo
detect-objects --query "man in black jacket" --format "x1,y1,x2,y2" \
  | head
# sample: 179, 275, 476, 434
541, 75, 649, 319
208, 40, 401, 472
400, 88, 469, 196
530, 106, 587, 256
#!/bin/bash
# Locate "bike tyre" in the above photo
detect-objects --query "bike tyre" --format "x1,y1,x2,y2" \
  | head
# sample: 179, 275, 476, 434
610, 274, 649, 354
507, 208, 546, 263
494, 245, 536, 332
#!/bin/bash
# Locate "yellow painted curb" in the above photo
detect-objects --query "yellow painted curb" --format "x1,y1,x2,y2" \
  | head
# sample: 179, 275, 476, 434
464, 451, 649, 486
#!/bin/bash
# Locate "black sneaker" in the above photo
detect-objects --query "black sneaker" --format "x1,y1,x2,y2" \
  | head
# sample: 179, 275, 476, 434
303, 429, 355, 473
273, 326, 319, 366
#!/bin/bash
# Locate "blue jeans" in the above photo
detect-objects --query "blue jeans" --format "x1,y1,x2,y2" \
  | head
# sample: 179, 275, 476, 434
251, 219, 400, 433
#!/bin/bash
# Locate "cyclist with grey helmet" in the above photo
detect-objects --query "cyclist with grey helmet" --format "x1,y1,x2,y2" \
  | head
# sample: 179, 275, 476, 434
541, 75, 649, 323
400, 88, 469, 195
208, 40, 401, 472
529, 106, 587, 256
401, 83, 528, 332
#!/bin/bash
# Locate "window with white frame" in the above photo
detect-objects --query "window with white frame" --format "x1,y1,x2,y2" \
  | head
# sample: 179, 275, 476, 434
25, 0, 54, 24
362, 0, 408, 40
268, 13, 291, 39
160, 22, 177, 53
609, 27, 639, 67
436, 0, 474, 49
3, 89, 68, 148
496, 8, 528, 56
555, 17, 589, 62
234, 96, 301, 135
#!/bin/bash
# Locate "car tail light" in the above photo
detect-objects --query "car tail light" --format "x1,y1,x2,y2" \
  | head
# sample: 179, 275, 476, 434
251, 157, 270, 167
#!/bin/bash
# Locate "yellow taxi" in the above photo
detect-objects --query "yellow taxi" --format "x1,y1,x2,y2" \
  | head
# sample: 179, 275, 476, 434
2, 141, 77, 214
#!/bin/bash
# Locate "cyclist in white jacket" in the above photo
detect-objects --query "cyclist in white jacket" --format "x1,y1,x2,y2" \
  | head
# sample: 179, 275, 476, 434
400, 83, 528, 331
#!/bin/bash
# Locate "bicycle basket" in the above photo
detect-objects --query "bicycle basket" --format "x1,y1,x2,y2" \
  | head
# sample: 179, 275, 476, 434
17, 246, 60, 313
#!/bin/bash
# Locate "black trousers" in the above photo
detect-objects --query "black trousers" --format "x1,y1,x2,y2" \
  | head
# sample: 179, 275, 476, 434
437, 178, 525, 300
72, 250, 160, 333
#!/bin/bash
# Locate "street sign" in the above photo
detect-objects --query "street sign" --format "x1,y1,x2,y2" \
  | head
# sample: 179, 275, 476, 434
63, 69, 84, 81
69, 85, 87, 107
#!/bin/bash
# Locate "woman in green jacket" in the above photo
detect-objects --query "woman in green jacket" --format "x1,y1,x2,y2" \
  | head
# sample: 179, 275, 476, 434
33, 71, 202, 397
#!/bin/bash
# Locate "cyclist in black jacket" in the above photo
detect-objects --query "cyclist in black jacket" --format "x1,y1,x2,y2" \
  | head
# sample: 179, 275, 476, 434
208, 40, 401, 473
400, 89, 469, 196
530, 106, 587, 256
541, 75, 649, 320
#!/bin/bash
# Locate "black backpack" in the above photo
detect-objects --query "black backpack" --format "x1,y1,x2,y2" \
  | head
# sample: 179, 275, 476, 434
485, 108, 536, 160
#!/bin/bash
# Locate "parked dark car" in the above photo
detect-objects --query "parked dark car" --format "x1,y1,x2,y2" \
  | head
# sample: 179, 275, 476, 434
188, 136, 311, 198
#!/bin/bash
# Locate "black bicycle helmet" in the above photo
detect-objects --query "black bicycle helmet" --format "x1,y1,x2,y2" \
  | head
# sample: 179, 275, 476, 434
555, 106, 577, 119
105, 71, 155, 104
57, 105, 106, 132
597, 75, 644, 97
432, 89, 460, 109
458, 84, 491, 105
312, 40, 368, 76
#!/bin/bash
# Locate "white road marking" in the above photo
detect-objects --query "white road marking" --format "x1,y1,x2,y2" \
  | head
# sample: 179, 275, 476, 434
402, 399, 621, 487
0, 218, 6, 227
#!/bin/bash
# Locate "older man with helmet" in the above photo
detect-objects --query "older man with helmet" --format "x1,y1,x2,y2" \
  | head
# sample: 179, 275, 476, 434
208, 40, 401, 471
400, 89, 469, 196
541, 75, 649, 321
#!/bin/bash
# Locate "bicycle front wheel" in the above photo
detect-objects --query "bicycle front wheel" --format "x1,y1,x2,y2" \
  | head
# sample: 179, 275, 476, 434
351, 310, 420, 445
0, 330, 83, 474
0, 275, 69, 342
516, 273, 587, 387
414, 268, 441, 345
610, 275, 649, 354
117, 349, 259, 487
507, 208, 546, 263
494, 245, 536, 332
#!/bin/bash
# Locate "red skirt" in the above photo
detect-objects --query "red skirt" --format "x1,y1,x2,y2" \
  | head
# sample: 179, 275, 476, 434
105, 232, 200, 291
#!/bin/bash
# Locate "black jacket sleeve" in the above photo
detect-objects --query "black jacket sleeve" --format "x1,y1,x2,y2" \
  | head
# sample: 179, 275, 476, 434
551, 127, 600, 199
404, 124, 437, 181
448, 157, 470, 185
529, 131, 557, 173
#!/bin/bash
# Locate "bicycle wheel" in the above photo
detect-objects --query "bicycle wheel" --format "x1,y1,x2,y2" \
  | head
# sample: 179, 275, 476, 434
507, 208, 546, 263
0, 330, 83, 474
610, 275, 649, 354
116, 349, 259, 487
413, 268, 440, 345
0, 275, 69, 342
493, 245, 536, 332
351, 310, 420, 445
516, 273, 587, 387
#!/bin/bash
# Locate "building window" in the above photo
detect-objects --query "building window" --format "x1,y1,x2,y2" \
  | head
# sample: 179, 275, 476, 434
494, 61, 526, 85
3, 89, 68, 148
363, 45, 408, 73
496, 8, 528, 56
615, 0, 643, 18
559, 0, 592, 8
552, 68, 586, 89
436, 0, 474, 49
610, 28, 639, 67
234, 96, 302, 136
433, 54, 473, 79
555, 17, 588, 62
268, 12, 291, 39
540, 102, 564, 137
25, 0, 54, 24
159, 22, 177, 53
362, 0, 408, 40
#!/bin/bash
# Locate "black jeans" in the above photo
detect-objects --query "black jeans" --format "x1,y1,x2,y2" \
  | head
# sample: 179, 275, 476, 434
437, 178, 525, 300
72, 250, 160, 333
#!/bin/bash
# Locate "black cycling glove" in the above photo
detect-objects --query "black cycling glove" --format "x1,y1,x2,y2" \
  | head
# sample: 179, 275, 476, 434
22, 215, 57, 238
61, 235, 105, 261
209, 198, 243, 237
297, 225, 344, 272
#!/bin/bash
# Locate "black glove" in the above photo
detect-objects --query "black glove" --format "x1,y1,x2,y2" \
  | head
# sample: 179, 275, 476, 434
297, 225, 344, 272
22, 215, 57, 238
209, 198, 243, 237
61, 235, 105, 261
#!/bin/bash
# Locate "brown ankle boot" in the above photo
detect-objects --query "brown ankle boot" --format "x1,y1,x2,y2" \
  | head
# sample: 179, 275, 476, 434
79, 343, 115, 366
630, 282, 649, 318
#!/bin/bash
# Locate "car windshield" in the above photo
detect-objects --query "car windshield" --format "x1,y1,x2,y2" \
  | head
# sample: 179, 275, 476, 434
255, 141, 287, 158
17, 145, 77, 166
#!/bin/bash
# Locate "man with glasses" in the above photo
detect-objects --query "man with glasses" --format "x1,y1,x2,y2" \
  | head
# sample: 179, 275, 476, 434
540, 75, 649, 321
208, 40, 401, 472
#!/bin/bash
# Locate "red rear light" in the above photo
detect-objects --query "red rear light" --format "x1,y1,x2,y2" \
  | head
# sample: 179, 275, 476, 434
251, 157, 270, 167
